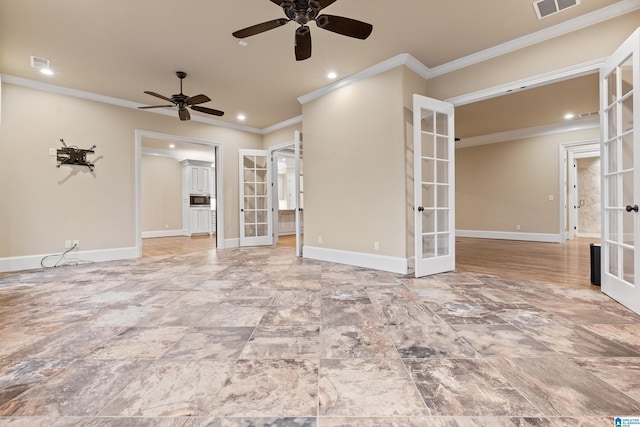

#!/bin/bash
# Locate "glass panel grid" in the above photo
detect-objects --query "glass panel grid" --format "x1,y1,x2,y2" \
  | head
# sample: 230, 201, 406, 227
419, 104, 452, 261
602, 52, 636, 285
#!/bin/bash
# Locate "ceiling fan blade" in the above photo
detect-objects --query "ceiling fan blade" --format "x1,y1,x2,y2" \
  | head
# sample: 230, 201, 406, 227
143, 91, 174, 103
295, 26, 312, 61
315, 14, 373, 39
179, 108, 190, 121
233, 18, 290, 38
191, 105, 225, 117
138, 105, 174, 109
187, 94, 211, 105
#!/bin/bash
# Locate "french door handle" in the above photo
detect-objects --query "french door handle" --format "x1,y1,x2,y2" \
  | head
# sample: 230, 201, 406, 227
626, 204, 639, 213
417, 206, 425, 212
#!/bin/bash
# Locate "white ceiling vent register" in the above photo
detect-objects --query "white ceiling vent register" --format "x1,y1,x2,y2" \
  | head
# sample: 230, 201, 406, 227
30, 55, 50, 70
534, 0, 580, 19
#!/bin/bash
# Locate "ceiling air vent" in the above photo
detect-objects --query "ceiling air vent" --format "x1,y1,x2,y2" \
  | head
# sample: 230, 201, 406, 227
579, 111, 599, 119
534, 0, 580, 19
30, 56, 50, 70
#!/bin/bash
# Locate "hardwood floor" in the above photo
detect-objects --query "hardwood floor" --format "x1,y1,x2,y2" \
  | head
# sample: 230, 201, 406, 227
142, 233, 299, 257
455, 236, 600, 289
142, 235, 217, 257
143, 235, 599, 289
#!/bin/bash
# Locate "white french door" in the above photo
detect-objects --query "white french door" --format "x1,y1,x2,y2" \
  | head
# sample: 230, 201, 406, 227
600, 28, 640, 314
413, 94, 456, 278
239, 149, 273, 247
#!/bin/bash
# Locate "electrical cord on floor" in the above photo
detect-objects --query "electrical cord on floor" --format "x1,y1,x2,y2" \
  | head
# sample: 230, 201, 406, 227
40, 244, 94, 268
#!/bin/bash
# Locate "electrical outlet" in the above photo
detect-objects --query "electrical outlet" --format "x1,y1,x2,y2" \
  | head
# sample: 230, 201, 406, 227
72, 240, 80, 248
549, 195, 554, 201
49, 148, 56, 156
65, 240, 72, 249
374, 241, 380, 250
317, 236, 323, 245
516, 225, 521, 231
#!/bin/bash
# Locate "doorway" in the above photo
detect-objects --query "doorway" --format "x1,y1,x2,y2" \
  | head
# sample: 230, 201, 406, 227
270, 133, 304, 256
135, 130, 223, 258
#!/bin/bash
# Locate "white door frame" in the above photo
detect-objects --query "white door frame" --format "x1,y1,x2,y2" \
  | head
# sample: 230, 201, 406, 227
269, 135, 304, 256
134, 129, 224, 257
559, 142, 600, 240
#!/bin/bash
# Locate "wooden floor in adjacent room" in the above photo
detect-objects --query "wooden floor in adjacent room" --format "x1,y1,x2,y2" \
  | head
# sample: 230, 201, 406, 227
455, 236, 600, 289
143, 235, 599, 289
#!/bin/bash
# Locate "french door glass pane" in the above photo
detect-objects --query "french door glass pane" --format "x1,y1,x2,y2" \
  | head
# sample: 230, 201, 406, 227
422, 160, 435, 183
435, 112, 448, 135
436, 136, 448, 159
422, 211, 435, 233
437, 210, 449, 233
607, 175, 618, 207
623, 133, 634, 170
422, 133, 435, 158
606, 138, 618, 172
608, 209, 619, 240
621, 56, 634, 96
422, 184, 435, 208
623, 247, 635, 283
436, 161, 448, 183
608, 106, 617, 136
422, 238, 436, 258
437, 233, 450, 256
607, 69, 617, 106
623, 95, 634, 133
608, 243, 619, 276
437, 185, 449, 207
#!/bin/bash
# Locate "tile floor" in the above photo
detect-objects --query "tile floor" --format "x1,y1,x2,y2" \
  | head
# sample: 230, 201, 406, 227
1, 245, 640, 426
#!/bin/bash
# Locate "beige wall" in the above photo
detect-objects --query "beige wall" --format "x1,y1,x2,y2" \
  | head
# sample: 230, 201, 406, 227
263, 123, 302, 149
0, 83, 262, 258
302, 66, 418, 258
456, 128, 599, 234
141, 155, 182, 233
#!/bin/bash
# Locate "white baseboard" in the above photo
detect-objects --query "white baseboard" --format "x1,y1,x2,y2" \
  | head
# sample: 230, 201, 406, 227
576, 232, 600, 239
304, 246, 408, 275
0, 247, 138, 273
141, 229, 185, 239
456, 229, 563, 243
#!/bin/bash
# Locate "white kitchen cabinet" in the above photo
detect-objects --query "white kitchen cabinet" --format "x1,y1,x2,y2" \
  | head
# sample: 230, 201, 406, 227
190, 166, 210, 194
190, 208, 211, 235
181, 160, 213, 195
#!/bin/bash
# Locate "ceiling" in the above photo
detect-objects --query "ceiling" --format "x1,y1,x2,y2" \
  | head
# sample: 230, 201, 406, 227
0, 0, 628, 132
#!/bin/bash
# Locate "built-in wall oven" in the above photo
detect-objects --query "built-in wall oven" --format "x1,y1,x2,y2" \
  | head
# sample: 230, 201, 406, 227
190, 194, 211, 207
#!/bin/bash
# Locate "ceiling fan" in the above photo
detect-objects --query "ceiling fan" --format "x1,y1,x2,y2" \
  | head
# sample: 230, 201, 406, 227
232, 0, 373, 61
138, 71, 224, 121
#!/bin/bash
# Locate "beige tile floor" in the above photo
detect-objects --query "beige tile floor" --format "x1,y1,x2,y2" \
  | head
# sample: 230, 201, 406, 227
1, 244, 639, 426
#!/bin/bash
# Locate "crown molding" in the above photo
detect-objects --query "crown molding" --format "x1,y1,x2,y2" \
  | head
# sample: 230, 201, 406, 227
262, 115, 303, 134
0, 74, 264, 134
429, 0, 640, 78
445, 57, 606, 106
456, 116, 600, 149
298, 53, 430, 105
294, 0, 637, 109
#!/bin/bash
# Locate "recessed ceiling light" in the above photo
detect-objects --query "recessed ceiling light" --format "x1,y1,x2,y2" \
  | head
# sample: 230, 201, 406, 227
40, 68, 54, 76
169, 144, 176, 149
327, 71, 337, 79
238, 40, 248, 47
564, 113, 575, 120
238, 114, 246, 121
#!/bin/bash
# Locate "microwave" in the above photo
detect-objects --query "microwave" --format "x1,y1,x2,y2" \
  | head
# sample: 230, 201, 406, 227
190, 194, 211, 206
